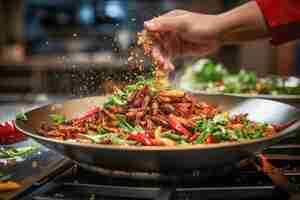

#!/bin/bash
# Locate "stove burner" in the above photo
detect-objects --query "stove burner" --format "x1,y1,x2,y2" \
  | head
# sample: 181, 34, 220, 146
13, 146, 300, 200
75, 158, 255, 182
17, 162, 285, 200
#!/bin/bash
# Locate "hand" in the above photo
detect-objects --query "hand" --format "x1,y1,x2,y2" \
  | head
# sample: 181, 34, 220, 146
144, 1, 269, 71
144, 10, 223, 71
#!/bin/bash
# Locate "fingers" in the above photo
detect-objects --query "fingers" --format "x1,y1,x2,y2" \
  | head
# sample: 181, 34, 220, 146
151, 44, 174, 71
143, 9, 189, 70
144, 13, 186, 32
153, 33, 181, 71
162, 9, 188, 17
144, 19, 176, 32
152, 45, 165, 65
163, 57, 175, 71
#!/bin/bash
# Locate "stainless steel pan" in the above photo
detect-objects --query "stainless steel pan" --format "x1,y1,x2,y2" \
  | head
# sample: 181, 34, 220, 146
15, 95, 300, 173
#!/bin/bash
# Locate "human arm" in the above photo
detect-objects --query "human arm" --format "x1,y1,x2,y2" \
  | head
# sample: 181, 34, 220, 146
144, 0, 300, 71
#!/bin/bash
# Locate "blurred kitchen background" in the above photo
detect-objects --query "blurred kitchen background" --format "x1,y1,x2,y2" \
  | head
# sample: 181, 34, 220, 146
0, 0, 299, 120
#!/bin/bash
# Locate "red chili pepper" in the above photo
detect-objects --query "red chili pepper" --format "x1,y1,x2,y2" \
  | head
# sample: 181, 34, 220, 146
168, 114, 191, 137
76, 107, 100, 121
133, 85, 150, 107
128, 131, 154, 146
189, 133, 199, 142
216, 80, 224, 86
0, 121, 15, 135
227, 123, 243, 129
204, 134, 216, 144
0, 120, 25, 144
198, 102, 212, 114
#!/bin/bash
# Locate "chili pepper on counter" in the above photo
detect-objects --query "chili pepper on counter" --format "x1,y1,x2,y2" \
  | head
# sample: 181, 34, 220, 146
0, 120, 25, 145
127, 131, 154, 146
168, 114, 191, 137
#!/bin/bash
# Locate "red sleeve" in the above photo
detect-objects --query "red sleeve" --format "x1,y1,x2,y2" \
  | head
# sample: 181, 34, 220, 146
255, 0, 300, 45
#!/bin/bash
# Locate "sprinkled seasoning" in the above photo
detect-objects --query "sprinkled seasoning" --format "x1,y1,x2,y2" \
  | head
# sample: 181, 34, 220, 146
136, 30, 169, 88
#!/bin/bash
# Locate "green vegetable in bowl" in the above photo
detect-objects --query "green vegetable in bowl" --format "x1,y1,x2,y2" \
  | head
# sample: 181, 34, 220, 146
0, 145, 39, 159
180, 58, 300, 95
16, 112, 28, 122
194, 59, 227, 82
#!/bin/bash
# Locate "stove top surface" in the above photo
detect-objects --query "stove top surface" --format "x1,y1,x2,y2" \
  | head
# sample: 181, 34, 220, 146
2, 138, 300, 200
13, 154, 300, 200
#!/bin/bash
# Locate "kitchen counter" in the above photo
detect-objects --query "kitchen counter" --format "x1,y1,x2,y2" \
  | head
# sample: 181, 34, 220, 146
0, 139, 69, 200
0, 99, 70, 200
0, 53, 127, 71
0, 95, 69, 123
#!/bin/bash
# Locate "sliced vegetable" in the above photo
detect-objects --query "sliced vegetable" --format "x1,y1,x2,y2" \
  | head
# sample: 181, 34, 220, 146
0, 172, 12, 181
0, 145, 39, 159
213, 113, 229, 125
16, 112, 28, 122
168, 114, 191, 137
162, 131, 182, 141
189, 133, 199, 142
50, 114, 66, 125
194, 131, 210, 144
127, 131, 153, 146
0, 121, 25, 145
78, 107, 100, 121
204, 134, 216, 144
116, 115, 143, 132
105, 77, 154, 106
110, 135, 136, 145
105, 96, 127, 106
97, 126, 110, 135
79, 133, 113, 143
154, 126, 162, 142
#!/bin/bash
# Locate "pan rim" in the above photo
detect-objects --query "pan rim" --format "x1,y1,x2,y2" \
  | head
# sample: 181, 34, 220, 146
14, 95, 300, 152
14, 118, 300, 152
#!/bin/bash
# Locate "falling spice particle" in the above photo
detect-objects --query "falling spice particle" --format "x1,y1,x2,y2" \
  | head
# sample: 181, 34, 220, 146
89, 193, 96, 200
136, 30, 169, 88
32, 160, 38, 168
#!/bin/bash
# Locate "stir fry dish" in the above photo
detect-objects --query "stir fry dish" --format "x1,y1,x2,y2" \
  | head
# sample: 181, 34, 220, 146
180, 59, 300, 95
37, 78, 290, 147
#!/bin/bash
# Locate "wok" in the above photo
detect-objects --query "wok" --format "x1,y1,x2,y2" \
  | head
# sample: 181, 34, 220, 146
15, 94, 300, 173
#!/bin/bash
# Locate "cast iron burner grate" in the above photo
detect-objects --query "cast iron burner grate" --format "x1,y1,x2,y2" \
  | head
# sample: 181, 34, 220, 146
16, 154, 299, 200
74, 158, 251, 182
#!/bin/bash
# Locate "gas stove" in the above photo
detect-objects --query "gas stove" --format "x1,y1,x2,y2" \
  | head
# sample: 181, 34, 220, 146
7, 144, 300, 200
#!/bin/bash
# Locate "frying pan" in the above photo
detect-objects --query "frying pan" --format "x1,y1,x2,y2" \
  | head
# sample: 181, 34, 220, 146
15, 94, 300, 173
